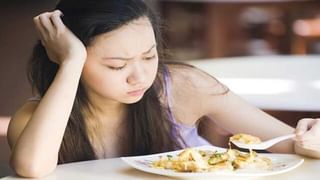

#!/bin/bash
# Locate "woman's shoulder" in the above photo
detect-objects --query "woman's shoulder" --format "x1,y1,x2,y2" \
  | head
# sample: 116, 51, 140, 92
165, 62, 227, 95
164, 62, 228, 125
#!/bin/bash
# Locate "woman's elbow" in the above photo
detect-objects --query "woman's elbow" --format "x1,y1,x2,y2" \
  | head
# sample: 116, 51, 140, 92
10, 155, 57, 178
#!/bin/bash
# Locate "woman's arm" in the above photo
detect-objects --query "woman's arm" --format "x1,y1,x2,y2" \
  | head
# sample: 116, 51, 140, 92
203, 90, 295, 153
168, 64, 294, 153
7, 10, 87, 178
197, 71, 320, 158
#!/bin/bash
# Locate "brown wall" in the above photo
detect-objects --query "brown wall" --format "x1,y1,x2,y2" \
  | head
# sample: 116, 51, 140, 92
0, 1, 55, 116
0, 1, 56, 177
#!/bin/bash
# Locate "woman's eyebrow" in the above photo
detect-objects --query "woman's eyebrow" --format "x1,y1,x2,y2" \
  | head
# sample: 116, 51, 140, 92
103, 44, 156, 61
142, 44, 156, 55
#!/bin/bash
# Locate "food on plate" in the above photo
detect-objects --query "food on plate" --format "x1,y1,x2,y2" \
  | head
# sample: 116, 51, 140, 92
230, 133, 262, 144
152, 133, 271, 172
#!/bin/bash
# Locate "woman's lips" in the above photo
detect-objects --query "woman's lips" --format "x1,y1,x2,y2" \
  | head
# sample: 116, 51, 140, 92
127, 88, 146, 96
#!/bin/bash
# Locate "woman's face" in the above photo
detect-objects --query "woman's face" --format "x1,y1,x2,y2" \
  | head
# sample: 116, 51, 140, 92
82, 17, 158, 104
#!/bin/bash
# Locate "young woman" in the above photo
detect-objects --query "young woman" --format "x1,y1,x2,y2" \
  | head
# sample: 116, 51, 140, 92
7, 0, 320, 178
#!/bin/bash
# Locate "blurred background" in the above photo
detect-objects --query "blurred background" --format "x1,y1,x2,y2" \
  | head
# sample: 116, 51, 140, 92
0, 0, 320, 177
159, 0, 320, 60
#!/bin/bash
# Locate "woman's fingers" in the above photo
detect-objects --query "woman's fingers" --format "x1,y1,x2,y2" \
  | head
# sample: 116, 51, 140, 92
50, 10, 65, 33
38, 12, 54, 33
295, 118, 320, 157
32, 10, 86, 64
295, 118, 320, 151
33, 16, 46, 45
295, 118, 315, 135
34, 11, 61, 43
296, 140, 320, 150
296, 133, 320, 148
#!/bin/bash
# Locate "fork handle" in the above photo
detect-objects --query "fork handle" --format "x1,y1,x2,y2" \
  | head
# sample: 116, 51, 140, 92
271, 134, 296, 143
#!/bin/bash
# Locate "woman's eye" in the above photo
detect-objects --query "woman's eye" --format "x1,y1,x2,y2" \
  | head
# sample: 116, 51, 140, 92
144, 55, 156, 60
108, 65, 126, 71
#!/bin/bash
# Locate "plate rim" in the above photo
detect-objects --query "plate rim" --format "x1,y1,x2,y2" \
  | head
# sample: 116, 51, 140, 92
121, 145, 304, 177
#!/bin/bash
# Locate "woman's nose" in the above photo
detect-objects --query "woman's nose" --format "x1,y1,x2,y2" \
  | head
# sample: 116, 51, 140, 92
127, 63, 146, 85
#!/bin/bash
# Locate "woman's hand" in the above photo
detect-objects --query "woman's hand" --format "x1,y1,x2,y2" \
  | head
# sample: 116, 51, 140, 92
294, 118, 320, 158
33, 10, 87, 64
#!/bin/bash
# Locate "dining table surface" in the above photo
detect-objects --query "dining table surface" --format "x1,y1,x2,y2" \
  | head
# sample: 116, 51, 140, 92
1, 152, 320, 180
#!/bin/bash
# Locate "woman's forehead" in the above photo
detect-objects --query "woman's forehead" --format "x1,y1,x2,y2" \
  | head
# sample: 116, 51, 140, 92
88, 17, 156, 56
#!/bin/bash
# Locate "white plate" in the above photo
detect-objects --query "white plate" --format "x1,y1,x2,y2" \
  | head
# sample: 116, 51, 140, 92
121, 145, 304, 178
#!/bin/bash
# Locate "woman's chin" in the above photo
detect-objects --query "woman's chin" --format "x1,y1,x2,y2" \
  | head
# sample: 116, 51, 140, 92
122, 95, 144, 104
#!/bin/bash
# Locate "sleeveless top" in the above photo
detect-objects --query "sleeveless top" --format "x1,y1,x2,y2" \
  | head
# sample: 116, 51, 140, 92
28, 66, 212, 150
162, 66, 211, 149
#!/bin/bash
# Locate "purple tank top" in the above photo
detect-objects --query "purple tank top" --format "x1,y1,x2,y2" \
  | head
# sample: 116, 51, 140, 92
163, 66, 211, 149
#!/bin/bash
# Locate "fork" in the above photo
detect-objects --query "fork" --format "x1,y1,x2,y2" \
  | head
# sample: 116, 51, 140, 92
230, 134, 296, 150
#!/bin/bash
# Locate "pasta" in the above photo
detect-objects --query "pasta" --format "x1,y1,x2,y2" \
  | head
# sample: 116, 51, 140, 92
152, 134, 271, 172
230, 133, 262, 144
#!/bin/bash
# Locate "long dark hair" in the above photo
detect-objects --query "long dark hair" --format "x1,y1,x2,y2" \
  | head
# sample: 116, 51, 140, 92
28, 0, 182, 164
